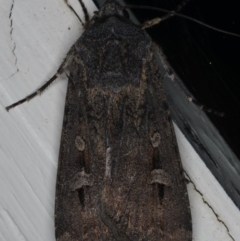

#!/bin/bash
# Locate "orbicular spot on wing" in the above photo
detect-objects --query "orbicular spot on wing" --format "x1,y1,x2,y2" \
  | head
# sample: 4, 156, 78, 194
150, 132, 161, 148
75, 135, 85, 151
74, 134, 90, 174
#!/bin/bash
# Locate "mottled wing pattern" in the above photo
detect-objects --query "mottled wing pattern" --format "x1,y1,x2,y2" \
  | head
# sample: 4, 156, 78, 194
55, 1, 192, 240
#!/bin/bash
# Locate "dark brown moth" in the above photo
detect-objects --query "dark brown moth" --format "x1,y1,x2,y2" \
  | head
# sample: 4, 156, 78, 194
7, 0, 192, 240
54, 0, 192, 240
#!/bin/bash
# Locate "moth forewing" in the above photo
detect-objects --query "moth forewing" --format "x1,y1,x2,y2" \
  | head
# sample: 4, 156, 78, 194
55, 0, 192, 240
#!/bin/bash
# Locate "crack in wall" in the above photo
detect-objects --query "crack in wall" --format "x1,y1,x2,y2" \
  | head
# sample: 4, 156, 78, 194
185, 171, 235, 241
9, 0, 19, 74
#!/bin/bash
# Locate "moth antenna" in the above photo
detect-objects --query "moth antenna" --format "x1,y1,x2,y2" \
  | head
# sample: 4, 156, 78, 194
78, 0, 90, 23
126, 5, 240, 38
158, 0, 190, 22
64, 0, 85, 26
6, 46, 76, 111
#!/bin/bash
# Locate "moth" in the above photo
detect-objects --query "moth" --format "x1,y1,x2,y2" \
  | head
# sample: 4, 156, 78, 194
7, 0, 192, 240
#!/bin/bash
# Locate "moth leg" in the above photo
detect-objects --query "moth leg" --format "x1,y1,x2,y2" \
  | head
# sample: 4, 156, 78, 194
142, 0, 190, 29
77, 0, 90, 23
64, 0, 89, 26
6, 46, 76, 111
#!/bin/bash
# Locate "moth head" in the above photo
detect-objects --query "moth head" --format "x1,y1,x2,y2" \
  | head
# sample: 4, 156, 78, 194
96, 0, 129, 19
